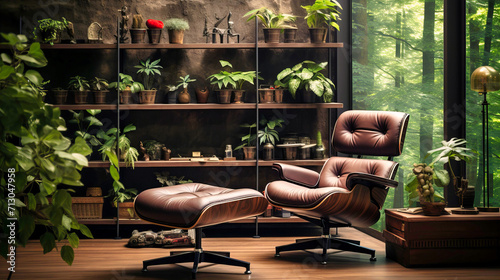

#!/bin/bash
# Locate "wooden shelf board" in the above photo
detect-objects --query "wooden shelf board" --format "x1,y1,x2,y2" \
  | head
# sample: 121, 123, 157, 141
87, 159, 326, 168
30, 42, 344, 50
54, 103, 343, 110
78, 216, 307, 225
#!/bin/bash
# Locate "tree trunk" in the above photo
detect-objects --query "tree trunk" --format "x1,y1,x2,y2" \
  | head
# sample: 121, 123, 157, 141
352, 0, 372, 110
395, 12, 402, 88
420, 0, 436, 161
482, 0, 495, 66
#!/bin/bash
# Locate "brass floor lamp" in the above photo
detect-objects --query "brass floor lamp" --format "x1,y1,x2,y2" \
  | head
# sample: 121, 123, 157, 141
471, 66, 500, 212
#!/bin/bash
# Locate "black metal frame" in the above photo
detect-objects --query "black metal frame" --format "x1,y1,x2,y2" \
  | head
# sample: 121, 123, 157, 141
274, 212, 377, 264
142, 228, 251, 279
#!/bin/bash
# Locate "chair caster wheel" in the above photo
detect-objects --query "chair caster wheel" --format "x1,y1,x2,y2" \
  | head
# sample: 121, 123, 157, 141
275, 253, 280, 257
245, 270, 252, 274
370, 257, 377, 261
321, 261, 327, 265
142, 268, 148, 272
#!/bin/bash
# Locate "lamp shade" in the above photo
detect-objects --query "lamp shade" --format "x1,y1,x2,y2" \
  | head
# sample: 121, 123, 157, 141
471, 66, 500, 93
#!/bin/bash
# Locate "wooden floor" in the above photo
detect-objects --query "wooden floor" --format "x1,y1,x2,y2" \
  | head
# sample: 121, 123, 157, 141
2, 228, 499, 280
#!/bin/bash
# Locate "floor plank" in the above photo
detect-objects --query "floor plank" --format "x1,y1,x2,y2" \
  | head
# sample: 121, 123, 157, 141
1, 228, 499, 280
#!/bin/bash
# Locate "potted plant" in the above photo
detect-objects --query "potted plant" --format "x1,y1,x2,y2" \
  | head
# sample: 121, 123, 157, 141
135, 58, 163, 104
207, 60, 237, 104
232, 69, 261, 104
51, 87, 68, 104
244, 7, 296, 43
140, 140, 165, 160
108, 73, 144, 104
258, 117, 284, 160
33, 17, 69, 45
68, 75, 91, 104
164, 18, 189, 44
275, 60, 334, 103
406, 138, 476, 215
235, 123, 257, 160
167, 75, 196, 104
130, 14, 147, 43
146, 19, 164, 44
90, 77, 109, 104
97, 123, 139, 168
301, 0, 342, 43
207, 60, 261, 104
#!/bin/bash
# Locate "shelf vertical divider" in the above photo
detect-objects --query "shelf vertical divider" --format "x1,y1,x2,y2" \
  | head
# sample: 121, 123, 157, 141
115, 15, 122, 240
253, 16, 261, 239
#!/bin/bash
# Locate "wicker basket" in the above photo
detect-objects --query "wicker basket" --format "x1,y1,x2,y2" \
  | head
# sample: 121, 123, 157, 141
72, 197, 104, 219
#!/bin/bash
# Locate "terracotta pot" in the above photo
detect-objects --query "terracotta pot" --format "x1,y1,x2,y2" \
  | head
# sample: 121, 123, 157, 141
243, 146, 256, 160
195, 87, 209, 103
232, 90, 245, 103
263, 28, 280, 43
118, 202, 137, 219
216, 89, 232, 104
168, 29, 185, 44
130, 29, 147, 43
120, 90, 133, 104
74, 90, 89, 104
420, 201, 446, 216
309, 28, 327, 43
140, 90, 157, 104
147, 28, 162, 44
52, 90, 68, 104
93, 90, 108, 104
284, 28, 297, 43
178, 88, 191, 103
274, 88, 284, 103
259, 89, 274, 103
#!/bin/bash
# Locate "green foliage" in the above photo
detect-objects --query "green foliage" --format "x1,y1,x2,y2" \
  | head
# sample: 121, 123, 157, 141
207, 60, 262, 90
0, 33, 92, 266
164, 18, 190, 31
67, 109, 103, 150
33, 18, 69, 45
90, 77, 109, 91
68, 76, 90, 91
155, 171, 193, 186
168, 75, 196, 91
275, 60, 334, 102
134, 58, 162, 90
96, 124, 139, 169
258, 117, 284, 145
234, 123, 257, 150
243, 7, 296, 29
302, 0, 342, 30
108, 73, 144, 93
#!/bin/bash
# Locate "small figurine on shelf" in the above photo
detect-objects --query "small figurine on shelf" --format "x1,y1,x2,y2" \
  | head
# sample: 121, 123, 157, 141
139, 141, 150, 161
162, 147, 171, 160
116, 5, 129, 43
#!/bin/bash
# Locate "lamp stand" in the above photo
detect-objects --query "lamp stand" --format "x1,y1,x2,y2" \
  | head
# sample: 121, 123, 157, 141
477, 91, 499, 212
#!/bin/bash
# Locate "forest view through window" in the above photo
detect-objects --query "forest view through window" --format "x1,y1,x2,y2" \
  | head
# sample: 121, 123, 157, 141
352, 0, 499, 231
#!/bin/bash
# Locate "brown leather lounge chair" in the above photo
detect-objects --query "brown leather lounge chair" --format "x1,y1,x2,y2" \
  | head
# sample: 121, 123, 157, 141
265, 110, 409, 264
134, 184, 268, 278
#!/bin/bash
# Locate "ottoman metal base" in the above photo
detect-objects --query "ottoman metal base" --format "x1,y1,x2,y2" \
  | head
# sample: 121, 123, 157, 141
142, 228, 251, 279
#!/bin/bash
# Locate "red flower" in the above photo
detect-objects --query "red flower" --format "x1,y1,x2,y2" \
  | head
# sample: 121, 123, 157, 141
146, 19, 164, 29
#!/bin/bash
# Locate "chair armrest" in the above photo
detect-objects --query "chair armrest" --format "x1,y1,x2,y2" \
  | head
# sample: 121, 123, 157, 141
272, 163, 320, 188
346, 172, 398, 191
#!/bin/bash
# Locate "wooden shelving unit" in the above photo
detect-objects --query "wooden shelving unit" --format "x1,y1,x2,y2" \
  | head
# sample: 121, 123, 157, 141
87, 159, 327, 168
55, 103, 343, 111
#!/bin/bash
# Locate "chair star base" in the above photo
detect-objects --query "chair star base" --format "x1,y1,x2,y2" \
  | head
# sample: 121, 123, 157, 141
275, 236, 376, 264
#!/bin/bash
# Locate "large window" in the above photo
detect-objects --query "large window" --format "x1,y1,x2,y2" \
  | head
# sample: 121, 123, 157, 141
352, 0, 444, 231
466, 1, 500, 209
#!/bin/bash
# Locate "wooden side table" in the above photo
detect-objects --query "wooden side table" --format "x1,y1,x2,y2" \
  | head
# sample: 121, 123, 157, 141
383, 208, 500, 267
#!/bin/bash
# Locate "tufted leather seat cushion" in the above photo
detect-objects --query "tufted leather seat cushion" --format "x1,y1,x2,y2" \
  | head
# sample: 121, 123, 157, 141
134, 183, 268, 229
332, 110, 409, 156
